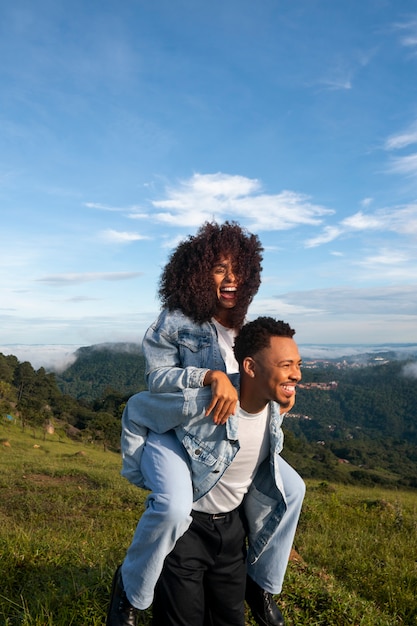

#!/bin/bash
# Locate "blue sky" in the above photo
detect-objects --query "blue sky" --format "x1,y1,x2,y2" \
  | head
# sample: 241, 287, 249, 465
2, 0, 417, 360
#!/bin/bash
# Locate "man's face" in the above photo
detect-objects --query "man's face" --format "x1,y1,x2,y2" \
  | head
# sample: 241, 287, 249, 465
251, 336, 302, 411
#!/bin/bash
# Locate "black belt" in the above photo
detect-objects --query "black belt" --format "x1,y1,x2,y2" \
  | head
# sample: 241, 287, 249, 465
192, 508, 238, 523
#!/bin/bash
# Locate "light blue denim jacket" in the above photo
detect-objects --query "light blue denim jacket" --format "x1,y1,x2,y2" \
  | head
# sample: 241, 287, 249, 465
121, 387, 287, 565
143, 308, 226, 392
121, 308, 288, 564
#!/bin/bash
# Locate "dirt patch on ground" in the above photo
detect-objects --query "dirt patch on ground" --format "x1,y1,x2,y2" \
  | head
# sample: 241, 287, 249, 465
22, 473, 93, 487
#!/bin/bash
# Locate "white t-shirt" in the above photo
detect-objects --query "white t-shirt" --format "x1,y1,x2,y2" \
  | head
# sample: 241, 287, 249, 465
211, 318, 239, 374
193, 404, 270, 514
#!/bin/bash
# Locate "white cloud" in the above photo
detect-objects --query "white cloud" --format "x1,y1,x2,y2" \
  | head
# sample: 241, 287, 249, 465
358, 248, 409, 266
186, 172, 261, 198
127, 212, 150, 220
98, 229, 150, 243
160, 234, 191, 250
402, 362, 417, 379
342, 211, 385, 230
385, 127, 417, 150
306, 205, 417, 252
395, 18, 417, 51
249, 298, 324, 317
245, 286, 417, 344
86, 202, 146, 214
151, 173, 333, 231
36, 272, 143, 285
350, 205, 417, 236
279, 284, 417, 316
304, 226, 342, 248
65, 295, 100, 302
318, 77, 352, 91
85, 202, 124, 212
0, 344, 79, 372
388, 153, 417, 176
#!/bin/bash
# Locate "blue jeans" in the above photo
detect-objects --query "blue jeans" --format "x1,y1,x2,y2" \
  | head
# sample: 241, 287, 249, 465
121, 431, 193, 609
121, 432, 305, 608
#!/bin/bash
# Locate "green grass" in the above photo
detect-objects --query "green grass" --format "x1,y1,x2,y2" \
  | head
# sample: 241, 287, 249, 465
1, 423, 416, 625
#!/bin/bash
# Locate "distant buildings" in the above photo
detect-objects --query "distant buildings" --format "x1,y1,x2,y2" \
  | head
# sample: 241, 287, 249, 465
298, 381, 338, 390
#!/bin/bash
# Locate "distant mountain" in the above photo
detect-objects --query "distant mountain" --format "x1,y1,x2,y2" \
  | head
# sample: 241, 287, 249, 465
283, 358, 417, 488
55, 342, 146, 401
2, 343, 417, 488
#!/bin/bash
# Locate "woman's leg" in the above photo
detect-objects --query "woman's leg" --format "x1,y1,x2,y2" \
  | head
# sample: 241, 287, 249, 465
247, 456, 305, 593
121, 430, 193, 609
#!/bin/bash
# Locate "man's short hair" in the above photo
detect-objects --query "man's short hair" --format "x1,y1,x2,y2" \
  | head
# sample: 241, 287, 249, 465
233, 316, 296, 365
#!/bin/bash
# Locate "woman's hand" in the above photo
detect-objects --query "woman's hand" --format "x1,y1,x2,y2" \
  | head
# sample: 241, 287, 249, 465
203, 370, 238, 425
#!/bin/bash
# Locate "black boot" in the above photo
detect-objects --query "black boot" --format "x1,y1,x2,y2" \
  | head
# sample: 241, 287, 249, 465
106, 566, 138, 626
245, 575, 285, 626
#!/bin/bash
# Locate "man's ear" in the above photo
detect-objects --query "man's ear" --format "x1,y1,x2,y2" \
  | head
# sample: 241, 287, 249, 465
242, 356, 256, 378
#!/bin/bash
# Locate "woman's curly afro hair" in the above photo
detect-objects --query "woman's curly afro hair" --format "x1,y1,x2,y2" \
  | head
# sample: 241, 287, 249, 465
158, 221, 263, 328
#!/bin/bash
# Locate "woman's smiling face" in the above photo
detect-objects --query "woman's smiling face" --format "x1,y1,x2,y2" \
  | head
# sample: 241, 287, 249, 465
211, 256, 239, 313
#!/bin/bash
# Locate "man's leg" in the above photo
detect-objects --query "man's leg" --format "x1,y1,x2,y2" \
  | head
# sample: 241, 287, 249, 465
203, 510, 247, 626
153, 510, 246, 626
152, 513, 210, 626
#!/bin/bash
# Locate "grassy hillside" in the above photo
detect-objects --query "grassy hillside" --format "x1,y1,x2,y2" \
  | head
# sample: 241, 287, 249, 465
1, 423, 415, 625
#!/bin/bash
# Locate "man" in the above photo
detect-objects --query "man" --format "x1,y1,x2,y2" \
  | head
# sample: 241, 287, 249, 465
151, 316, 304, 625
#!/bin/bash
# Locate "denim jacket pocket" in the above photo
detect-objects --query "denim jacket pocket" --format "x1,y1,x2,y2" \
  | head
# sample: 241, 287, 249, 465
182, 433, 218, 467
178, 328, 212, 358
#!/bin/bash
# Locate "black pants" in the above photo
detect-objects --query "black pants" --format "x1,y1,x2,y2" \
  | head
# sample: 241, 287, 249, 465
152, 508, 247, 626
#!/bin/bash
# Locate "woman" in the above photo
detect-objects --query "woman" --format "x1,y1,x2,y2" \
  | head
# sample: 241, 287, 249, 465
107, 221, 263, 624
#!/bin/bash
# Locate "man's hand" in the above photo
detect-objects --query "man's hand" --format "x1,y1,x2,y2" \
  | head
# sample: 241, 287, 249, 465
203, 370, 238, 425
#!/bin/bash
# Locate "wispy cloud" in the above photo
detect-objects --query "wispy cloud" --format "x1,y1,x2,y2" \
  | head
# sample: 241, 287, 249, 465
65, 295, 101, 302
127, 212, 150, 220
98, 229, 150, 243
358, 248, 410, 267
355, 249, 417, 280
304, 226, 343, 248
388, 153, 417, 176
36, 272, 143, 286
306, 202, 417, 250
385, 123, 417, 150
277, 284, 417, 316
0, 344, 80, 372
342, 211, 386, 230
384, 120, 417, 177
85, 202, 146, 214
395, 17, 417, 52
318, 76, 352, 91
85, 202, 125, 212
315, 48, 375, 92
250, 298, 324, 317
402, 362, 417, 379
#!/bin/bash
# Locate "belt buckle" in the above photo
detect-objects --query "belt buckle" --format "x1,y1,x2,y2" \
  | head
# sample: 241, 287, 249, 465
212, 513, 227, 520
